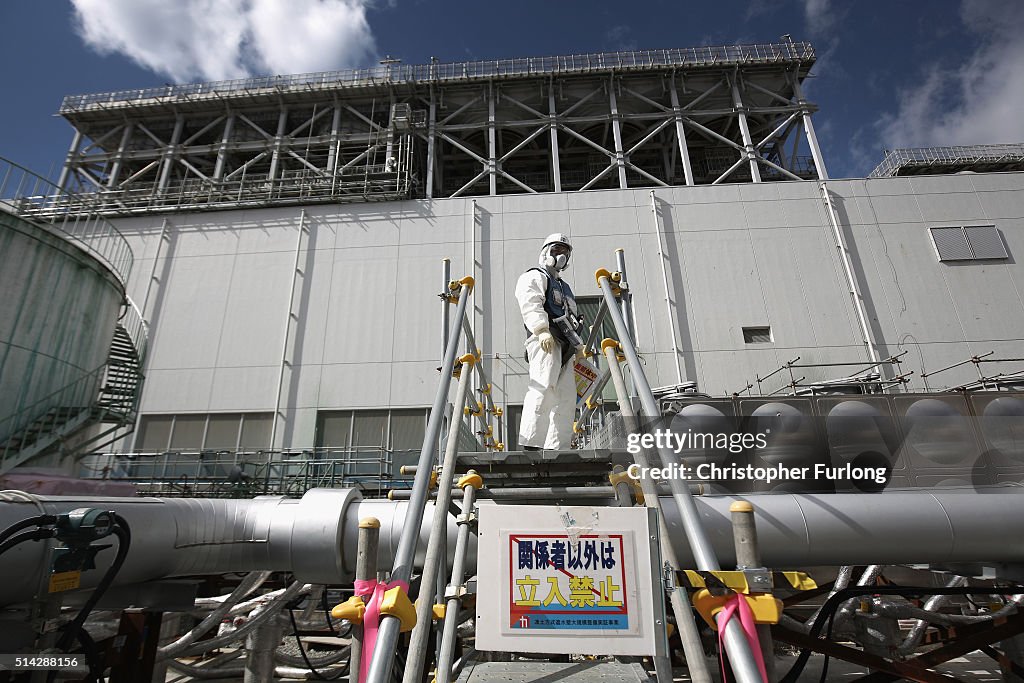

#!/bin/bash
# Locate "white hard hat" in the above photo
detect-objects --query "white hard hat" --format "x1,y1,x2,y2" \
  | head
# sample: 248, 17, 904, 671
543, 233, 571, 250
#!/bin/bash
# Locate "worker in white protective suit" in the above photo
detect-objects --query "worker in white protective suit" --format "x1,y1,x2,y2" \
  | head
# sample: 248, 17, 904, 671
516, 233, 586, 451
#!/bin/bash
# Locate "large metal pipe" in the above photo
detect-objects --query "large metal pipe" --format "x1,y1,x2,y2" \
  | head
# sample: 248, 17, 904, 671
1, 489, 1023, 607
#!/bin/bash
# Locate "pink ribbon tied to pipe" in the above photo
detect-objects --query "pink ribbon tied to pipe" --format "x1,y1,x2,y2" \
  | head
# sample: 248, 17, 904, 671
353, 578, 409, 682
716, 592, 770, 683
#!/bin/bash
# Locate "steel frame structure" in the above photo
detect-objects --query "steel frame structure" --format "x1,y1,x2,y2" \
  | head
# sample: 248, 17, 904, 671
56, 41, 827, 214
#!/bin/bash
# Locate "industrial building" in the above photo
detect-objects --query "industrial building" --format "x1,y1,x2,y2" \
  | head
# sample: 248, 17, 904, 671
1, 39, 1023, 682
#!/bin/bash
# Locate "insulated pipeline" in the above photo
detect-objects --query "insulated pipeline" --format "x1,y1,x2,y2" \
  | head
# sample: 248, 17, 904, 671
0, 488, 1022, 606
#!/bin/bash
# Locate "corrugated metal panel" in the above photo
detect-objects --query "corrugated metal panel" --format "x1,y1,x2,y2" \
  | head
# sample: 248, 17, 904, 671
930, 227, 973, 261
965, 225, 1008, 259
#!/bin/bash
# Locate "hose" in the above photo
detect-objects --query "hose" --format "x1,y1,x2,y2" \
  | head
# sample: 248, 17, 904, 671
57, 515, 131, 652
0, 514, 57, 544
190, 570, 272, 610
158, 570, 271, 659
0, 528, 56, 555
173, 582, 312, 658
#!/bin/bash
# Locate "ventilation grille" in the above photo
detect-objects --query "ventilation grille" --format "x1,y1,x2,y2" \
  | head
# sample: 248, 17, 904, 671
743, 326, 772, 343
930, 225, 1007, 261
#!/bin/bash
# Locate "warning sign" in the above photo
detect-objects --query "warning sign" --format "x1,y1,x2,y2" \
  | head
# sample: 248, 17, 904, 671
574, 358, 598, 402
509, 534, 629, 631
476, 505, 666, 657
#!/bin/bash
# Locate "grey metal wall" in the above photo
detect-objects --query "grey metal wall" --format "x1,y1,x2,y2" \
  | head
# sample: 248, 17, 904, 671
109, 172, 1024, 449
0, 212, 124, 439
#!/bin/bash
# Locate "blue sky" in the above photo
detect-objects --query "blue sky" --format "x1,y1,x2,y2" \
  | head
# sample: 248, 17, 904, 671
1, 0, 1022, 182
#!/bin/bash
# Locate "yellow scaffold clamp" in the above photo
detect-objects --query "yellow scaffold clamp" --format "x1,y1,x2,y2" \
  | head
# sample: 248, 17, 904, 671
594, 268, 622, 296
464, 401, 484, 417
446, 275, 476, 303
601, 338, 626, 362
494, 442, 505, 452
572, 420, 584, 434
428, 468, 439, 490
330, 595, 366, 624
453, 352, 477, 378
380, 586, 417, 633
584, 396, 601, 411
458, 471, 484, 490
491, 407, 503, 417
608, 469, 645, 504
480, 383, 491, 395
683, 569, 808, 629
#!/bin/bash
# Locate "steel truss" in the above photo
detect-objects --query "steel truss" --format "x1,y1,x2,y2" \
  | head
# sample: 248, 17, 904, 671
56, 41, 826, 214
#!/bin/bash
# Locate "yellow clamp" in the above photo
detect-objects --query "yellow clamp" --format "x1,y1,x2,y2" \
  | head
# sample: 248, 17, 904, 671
380, 585, 417, 633
492, 407, 503, 417
494, 442, 505, 452
458, 472, 484, 489
432, 604, 446, 621
573, 421, 583, 434
475, 349, 482, 362
691, 590, 783, 629
484, 425, 493, 437
480, 383, 491, 395
682, 570, 816, 593
608, 469, 645, 504
464, 401, 484, 417
428, 469, 438, 490
453, 352, 477, 378
584, 397, 600, 411
330, 595, 366, 624
594, 268, 622, 296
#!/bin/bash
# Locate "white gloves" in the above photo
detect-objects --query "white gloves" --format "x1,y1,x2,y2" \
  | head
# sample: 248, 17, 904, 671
538, 330, 555, 353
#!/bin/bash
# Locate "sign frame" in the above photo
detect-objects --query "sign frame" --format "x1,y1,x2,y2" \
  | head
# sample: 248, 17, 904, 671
475, 504, 667, 657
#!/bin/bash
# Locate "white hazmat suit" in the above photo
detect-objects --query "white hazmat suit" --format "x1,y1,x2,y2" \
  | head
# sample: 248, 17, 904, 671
515, 234, 581, 450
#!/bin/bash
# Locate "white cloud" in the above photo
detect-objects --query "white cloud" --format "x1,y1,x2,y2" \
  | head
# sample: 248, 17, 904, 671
802, 0, 835, 36
70, 0, 378, 84
878, 0, 1024, 149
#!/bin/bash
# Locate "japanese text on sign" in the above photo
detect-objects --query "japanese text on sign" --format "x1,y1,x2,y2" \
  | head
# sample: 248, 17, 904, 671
509, 535, 629, 631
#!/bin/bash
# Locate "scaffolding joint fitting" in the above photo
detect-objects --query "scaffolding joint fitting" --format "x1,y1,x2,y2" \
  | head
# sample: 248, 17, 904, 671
330, 595, 366, 624
608, 469, 645, 504
444, 584, 468, 601
456, 511, 478, 526
601, 338, 621, 354
380, 585, 417, 633
458, 471, 484, 489
594, 268, 622, 296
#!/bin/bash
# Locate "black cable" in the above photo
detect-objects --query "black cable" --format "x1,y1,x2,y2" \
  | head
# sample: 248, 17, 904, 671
74, 626, 105, 683
0, 514, 57, 544
321, 590, 339, 635
0, 528, 56, 555
779, 585, 1024, 683
56, 515, 131, 652
818, 603, 838, 683
288, 607, 347, 681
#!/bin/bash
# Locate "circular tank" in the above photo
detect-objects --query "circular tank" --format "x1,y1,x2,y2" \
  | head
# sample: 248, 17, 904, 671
902, 398, 977, 466
981, 396, 1024, 463
0, 211, 125, 443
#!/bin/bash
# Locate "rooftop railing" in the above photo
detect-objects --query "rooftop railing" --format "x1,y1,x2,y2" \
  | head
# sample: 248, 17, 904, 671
59, 42, 815, 112
869, 143, 1024, 178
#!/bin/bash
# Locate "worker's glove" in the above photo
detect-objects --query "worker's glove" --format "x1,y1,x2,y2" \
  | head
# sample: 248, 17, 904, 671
538, 331, 555, 353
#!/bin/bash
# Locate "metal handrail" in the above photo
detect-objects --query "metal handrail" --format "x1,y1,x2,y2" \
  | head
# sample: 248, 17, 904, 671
119, 296, 150, 367
869, 143, 1024, 178
0, 364, 107, 472
0, 156, 133, 285
59, 42, 815, 112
